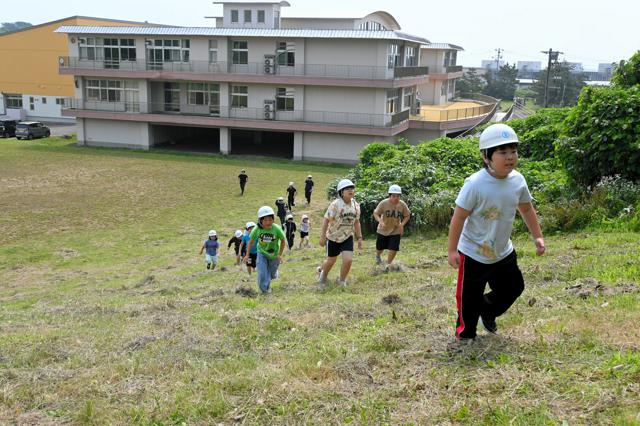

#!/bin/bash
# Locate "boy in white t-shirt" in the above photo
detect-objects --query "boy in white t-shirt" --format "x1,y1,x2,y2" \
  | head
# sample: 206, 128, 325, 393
447, 124, 545, 341
317, 179, 363, 287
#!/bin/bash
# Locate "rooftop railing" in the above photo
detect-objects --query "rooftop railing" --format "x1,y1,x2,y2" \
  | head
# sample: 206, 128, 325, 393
59, 57, 429, 80
64, 98, 410, 128
412, 94, 499, 122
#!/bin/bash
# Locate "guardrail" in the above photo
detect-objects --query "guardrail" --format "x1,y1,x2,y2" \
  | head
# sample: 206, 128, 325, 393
59, 57, 429, 80
64, 99, 410, 128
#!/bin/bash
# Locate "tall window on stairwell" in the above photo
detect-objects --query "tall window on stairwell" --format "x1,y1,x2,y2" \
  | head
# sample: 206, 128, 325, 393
404, 46, 416, 66
276, 42, 295, 66
402, 87, 414, 111
387, 43, 400, 69
444, 51, 451, 68
386, 89, 400, 114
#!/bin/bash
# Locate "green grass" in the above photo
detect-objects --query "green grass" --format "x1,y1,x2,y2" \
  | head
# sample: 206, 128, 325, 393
1, 136, 639, 424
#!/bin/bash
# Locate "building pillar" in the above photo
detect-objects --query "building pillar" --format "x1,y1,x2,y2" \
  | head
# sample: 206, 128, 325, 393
76, 117, 86, 146
220, 127, 230, 155
293, 131, 303, 161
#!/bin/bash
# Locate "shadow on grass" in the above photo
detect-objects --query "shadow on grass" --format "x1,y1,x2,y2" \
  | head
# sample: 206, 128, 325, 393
17, 139, 352, 172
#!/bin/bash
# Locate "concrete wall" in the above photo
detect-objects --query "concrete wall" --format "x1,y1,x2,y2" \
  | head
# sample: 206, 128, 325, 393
301, 132, 393, 163
304, 39, 385, 68
304, 86, 384, 115
79, 118, 150, 149
399, 128, 445, 145
281, 18, 356, 30
22, 94, 73, 122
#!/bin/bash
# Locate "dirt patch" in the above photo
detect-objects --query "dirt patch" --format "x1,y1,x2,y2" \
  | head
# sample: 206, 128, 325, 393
124, 336, 159, 351
135, 275, 156, 288
56, 248, 79, 259
565, 277, 638, 298
235, 286, 257, 298
382, 294, 401, 305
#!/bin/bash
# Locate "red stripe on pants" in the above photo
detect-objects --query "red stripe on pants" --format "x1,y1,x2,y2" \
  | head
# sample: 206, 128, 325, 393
455, 252, 466, 338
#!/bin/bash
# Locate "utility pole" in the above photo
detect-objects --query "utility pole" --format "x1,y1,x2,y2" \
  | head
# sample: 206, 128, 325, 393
493, 48, 503, 72
541, 48, 563, 108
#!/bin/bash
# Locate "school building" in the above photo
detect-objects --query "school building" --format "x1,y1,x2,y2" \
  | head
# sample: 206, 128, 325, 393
55, 1, 498, 162
0, 16, 155, 123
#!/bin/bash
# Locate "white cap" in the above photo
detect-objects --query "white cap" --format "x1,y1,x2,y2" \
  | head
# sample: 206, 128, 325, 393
289, 181, 294, 186
278, 196, 284, 201
286, 214, 293, 220
337, 178, 355, 192
307, 175, 312, 178
258, 206, 275, 219
235, 230, 243, 238
301, 214, 308, 220
245, 221, 256, 229
388, 184, 402, 194
479, 124, 519, 150
208, 230, 217, 237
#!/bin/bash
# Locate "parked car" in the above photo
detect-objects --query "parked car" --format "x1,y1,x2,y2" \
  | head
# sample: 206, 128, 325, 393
0, 118, 17, 138
15, 121, 50, 140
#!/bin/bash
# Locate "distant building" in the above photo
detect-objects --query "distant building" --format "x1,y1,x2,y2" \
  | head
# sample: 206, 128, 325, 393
517, 61, 541, 73
481, 59, 504, 71
0, 16, 154, 122
566, 62, 584, 73
598, 62, 614, 77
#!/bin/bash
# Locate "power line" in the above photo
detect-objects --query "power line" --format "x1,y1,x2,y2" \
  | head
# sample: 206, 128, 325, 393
541, 48, 563, 108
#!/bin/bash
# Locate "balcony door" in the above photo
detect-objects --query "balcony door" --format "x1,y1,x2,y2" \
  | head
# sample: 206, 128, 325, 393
164, 83, 180, 112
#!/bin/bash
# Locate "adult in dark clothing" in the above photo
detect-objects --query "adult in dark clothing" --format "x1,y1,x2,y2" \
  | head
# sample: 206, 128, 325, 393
286, 182, 297, 211
284, 214, 297, 250
275, 197, 287, 226
238, 169, 248, 195
304, 175, 314, 204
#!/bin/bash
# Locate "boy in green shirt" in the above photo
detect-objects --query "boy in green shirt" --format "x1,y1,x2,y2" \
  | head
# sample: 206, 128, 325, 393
244, 206, 286, 294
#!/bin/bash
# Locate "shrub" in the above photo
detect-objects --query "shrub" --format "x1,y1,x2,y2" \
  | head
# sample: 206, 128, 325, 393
557, 85, 640, 185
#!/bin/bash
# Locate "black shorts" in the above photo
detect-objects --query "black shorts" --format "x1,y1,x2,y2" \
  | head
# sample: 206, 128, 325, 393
327, 236, 354, 257
300, 231, 309, 238
376, 233, 401, 251
247, 253, 257, 268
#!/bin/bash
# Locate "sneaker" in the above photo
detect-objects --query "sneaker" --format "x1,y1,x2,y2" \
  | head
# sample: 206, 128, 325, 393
336, 278, 347, 287
480, 316, 497, 333
317, 266, 327, 284
375, 255, 382, 265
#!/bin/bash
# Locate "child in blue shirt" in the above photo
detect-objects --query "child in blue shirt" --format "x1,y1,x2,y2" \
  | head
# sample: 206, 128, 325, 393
239, 221, 258, 275
199, 229, 220, 271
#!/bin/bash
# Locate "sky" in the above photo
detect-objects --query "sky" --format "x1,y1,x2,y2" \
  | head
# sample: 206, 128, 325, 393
5, 0, 639, 71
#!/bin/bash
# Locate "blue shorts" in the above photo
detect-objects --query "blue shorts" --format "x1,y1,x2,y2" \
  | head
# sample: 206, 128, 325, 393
205, 254, 219, 264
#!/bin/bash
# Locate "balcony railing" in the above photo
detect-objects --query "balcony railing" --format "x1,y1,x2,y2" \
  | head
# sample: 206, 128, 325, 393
64, 99, 410, 128
445, 65, 463, 73
412, 94, 499, 122
59, 57, 429, 80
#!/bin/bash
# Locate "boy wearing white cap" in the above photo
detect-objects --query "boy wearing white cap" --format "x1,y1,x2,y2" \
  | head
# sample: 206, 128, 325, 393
373, 184, 411, 265
286, 182, 297, 211
199, 230, 220, 271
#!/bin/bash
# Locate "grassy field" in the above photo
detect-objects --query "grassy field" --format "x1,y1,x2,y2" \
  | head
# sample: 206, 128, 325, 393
1, 137, 639, 425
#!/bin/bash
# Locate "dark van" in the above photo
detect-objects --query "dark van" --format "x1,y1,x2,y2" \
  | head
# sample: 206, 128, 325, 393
15, 121, 51, 140
0, 118, 17, 138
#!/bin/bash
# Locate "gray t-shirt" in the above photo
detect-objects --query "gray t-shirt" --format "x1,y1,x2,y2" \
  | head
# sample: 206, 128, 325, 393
455, 169, 532, 264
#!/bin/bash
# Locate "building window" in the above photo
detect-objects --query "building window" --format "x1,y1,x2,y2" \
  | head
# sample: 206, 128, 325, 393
209, 84, 220, 115
79, 37, 101, 60
258, 10, 265, 23
444, 51, 451, 67
209, 40, 218, 63
5, 95, 22, 109
244, 10, 252, 23
232, 41, 248, 65
276, 41, 295, 66
146, 39, 190, 66
404, 46, 416, 66
358, 21, 387, 31
441, 80, 448, 96
451, 51, 457, 66
231, 10, 239, 22
387, 43, 400, 69
386, 89, 400, 114
42, 97, 47, 104
402, 87, 413, 110
188, 83, 209, 105
85, 79, 139, 107
101, 38, 137, 67
231, 85, 248, 108
276, 87, 294, 111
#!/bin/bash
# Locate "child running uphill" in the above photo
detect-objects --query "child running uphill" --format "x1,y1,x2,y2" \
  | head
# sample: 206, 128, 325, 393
284, 214, 297, 250
448, 124, 545, 341
228, 230, 243, 265
373, 184, 411, 266
298, 214, 311, 249
244, 206, 286, 294
275, 196, 287, 226
317, 179, 362, 287
199, 230, 220, 271
239, 221, 257, 275
286, 182, 297, 211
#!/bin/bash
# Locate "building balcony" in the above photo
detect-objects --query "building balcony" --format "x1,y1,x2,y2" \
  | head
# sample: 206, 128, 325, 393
58, 57, 428, 88
427, 64, 464, 80
409, 94, 499, 130
62, 99, 410, 136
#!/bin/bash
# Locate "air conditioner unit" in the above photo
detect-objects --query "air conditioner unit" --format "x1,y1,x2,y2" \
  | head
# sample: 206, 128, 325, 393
264, 99, 275, 120
263, 55, 275, 74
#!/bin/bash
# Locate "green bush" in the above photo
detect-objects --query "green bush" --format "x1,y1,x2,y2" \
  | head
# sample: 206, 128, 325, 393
611, 51, 640, 88
557, 85, 640, 185
508, 108, 571, 160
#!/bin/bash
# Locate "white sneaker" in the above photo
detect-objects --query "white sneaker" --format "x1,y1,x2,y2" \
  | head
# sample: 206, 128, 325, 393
336, 278, 347, 287
317, 266, 327, 284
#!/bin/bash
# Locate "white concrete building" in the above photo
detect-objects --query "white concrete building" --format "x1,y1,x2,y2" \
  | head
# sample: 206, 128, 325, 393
56, 1, 496, 162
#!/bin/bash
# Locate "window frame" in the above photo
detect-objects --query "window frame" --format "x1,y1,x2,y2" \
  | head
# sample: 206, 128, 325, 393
231, 9, 239, 23
231, 41, 248, 65
5, 94, 23, 109
231, 85, 248, 108
257, 10, 265, 23
276, 87, 295, 111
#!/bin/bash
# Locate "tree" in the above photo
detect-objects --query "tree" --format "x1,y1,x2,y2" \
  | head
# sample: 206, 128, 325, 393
611, 50, 640, 88
456, 67, 485, 94
483, 63, 517, 100
0, 22, 32, 33
532, 61, 586, 107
